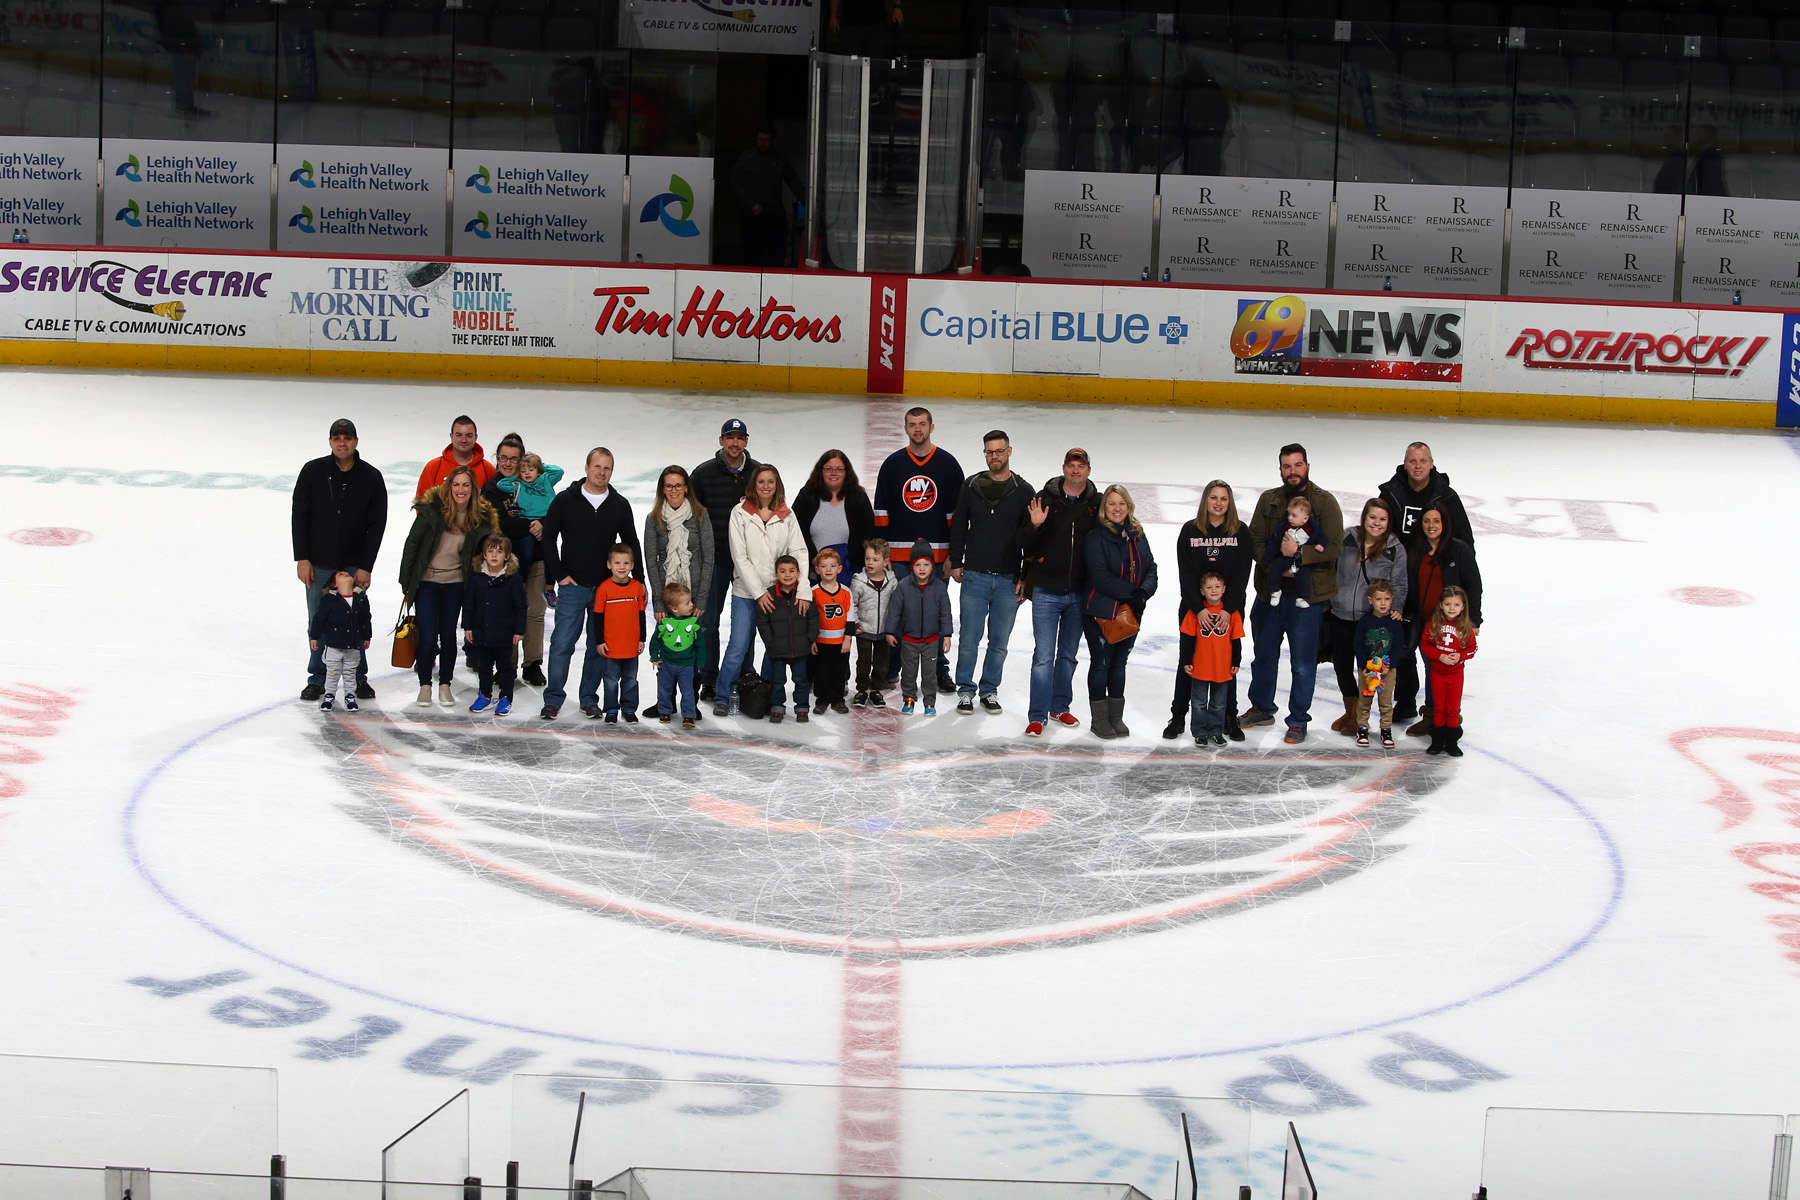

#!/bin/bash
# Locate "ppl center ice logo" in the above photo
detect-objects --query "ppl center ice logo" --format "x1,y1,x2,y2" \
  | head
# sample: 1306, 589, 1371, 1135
313, 722, 1461, 955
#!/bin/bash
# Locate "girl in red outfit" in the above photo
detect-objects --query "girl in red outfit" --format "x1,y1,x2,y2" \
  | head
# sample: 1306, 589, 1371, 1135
1420, 585, 1476, 758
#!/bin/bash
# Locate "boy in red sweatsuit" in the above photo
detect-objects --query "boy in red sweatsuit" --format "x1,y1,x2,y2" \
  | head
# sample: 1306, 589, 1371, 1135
592, 543, 648, 724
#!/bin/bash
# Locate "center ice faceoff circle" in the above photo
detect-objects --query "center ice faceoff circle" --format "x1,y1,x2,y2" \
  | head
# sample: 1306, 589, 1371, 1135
322, 720, 1447, 954
128, 703, 1620, 1067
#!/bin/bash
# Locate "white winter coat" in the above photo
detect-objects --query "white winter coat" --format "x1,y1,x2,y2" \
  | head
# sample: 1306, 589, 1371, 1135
728, 501, 808, 601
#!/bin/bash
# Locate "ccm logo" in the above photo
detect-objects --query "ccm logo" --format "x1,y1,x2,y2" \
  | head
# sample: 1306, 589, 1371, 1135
877, 285, 897, 370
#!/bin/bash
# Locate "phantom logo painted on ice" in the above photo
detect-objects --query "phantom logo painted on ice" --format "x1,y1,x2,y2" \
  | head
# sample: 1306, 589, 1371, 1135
319, 722, 1449, 955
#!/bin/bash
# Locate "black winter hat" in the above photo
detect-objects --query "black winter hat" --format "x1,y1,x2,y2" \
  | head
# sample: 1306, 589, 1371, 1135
908, 539, 935, 565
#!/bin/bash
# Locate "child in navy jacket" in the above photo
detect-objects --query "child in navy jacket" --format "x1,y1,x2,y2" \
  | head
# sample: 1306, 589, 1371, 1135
462, 533, 529, 715
309, 568, 372, 712
883, 539, 954, 715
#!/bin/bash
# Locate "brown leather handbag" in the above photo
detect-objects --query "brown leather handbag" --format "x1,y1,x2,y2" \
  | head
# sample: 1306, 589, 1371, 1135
390, 600, 417, 669
1096, 603, 1139, 644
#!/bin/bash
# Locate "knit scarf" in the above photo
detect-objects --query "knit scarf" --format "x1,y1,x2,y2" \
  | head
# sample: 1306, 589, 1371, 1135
663, 500, 696, 589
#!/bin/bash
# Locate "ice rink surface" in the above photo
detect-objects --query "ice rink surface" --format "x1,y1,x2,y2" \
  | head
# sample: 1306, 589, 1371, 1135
0, 366, 1796, 1197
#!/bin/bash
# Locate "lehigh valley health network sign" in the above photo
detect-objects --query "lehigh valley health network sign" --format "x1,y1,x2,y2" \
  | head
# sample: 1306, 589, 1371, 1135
278, 145, 447, 255
452, 150, 624, 262
0, 137, 95, 246
102, 138, 269, 250
620, 0, 818, 54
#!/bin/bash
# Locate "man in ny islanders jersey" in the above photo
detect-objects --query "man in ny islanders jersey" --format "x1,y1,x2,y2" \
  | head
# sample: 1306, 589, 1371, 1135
873, 406, 963, 694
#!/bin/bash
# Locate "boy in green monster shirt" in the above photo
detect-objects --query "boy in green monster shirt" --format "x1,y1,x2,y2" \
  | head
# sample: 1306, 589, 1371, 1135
650, 581, 706, 727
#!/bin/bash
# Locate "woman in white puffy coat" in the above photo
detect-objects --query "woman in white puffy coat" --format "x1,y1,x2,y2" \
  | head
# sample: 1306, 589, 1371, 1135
715, 463, 810, 715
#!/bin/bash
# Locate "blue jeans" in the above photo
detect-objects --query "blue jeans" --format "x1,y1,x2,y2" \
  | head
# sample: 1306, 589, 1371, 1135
1190, 678, 1230, 737
600, 656, 639, 714
658, 662, 697, 719
412, 580, 462, 686
1170, 616, 1239, 719
716, 593, 761, 699
699, 562, 733, 687
761, 653, 810, 711
1247, 592, 1324, 728
1081, 616, 1135, 699
1028, 589, 1083, 723
955, 571, 1021, 698
544, 584, 600, 709
305, 567, 368, 687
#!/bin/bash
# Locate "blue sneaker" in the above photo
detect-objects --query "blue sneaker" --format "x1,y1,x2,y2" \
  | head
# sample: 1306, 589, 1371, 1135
495, 696, 512, 717
924, 704, 936, 716
901, 697, 916, 714
469, 694, 492, 713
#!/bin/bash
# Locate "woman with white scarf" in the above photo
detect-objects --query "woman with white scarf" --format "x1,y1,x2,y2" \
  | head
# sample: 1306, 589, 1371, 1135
638, 466, 714, 719
643, 465, 715, 619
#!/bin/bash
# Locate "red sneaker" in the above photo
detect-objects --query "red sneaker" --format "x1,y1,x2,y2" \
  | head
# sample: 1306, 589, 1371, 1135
1024, 721, 1045, 737
1049, 711, 1081, 728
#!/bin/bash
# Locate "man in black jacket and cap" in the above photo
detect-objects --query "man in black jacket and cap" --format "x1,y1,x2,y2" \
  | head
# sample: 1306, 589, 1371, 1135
292, 418, 387, 701
690, 418, 759, 702
1021, 448, 1101, 737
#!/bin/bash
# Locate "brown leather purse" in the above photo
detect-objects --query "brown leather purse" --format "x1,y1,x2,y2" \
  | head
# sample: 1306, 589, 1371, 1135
1096, 604, 1139, 644
390, 600, 417, 669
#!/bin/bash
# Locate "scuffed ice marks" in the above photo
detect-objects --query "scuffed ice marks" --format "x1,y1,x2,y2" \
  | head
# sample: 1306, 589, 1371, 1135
320, 720, 1449, 956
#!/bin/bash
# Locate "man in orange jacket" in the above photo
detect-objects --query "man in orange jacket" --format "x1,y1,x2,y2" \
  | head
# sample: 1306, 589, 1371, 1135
415, 415, 495, 498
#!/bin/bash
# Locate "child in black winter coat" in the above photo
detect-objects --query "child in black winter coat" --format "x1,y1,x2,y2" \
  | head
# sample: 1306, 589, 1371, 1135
883, 539, 954, 716
755, 555, 821, 723
462, 534, 529, 715
309, 568, 372, 712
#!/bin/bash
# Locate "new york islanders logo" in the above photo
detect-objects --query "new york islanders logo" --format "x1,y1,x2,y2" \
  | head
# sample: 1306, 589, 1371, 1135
903, 475, 938, 513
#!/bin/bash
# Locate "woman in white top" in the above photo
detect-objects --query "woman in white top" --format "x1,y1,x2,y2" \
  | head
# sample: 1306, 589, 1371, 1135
716, 464, 809, 714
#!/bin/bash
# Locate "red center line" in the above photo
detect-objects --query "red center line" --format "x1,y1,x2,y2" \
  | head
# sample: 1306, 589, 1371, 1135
836, 396, 909, 1197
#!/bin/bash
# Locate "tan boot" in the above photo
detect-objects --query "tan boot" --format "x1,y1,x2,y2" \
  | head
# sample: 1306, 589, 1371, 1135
1331, 694, 1357, 735
437, 684, 455, 708
1406, 705, 1432, 737
415, 685, 433, 708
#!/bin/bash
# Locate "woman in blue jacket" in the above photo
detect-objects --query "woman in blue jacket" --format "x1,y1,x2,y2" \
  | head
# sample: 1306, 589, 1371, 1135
1083, 484, 1157, 740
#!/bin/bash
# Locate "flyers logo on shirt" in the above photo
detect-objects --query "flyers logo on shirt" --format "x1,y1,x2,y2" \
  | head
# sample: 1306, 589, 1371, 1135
820, 601, 846, 622
903, 475, 938, 512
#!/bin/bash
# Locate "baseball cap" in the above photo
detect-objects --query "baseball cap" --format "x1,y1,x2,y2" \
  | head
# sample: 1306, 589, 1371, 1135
330, 418, 357, 438
721, 418, 748, 436
1064, 447, 1090, 465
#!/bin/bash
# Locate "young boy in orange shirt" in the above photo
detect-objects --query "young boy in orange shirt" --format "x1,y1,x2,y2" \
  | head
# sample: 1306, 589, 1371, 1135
592, 542, 648, 724
1179, 571, 1245, 747
810, 548, 856, 715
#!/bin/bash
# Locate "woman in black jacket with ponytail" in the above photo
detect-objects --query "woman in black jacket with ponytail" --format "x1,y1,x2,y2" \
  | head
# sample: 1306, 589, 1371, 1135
1163, 481, 1254, 741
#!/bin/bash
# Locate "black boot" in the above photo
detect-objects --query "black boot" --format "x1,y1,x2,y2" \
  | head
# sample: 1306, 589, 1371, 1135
1162, 710, 1185, 740
1444, 726, 1465, 758
522, 660, 546, 687
1425, 726, 1446, 756
1225, 712, 1245, 742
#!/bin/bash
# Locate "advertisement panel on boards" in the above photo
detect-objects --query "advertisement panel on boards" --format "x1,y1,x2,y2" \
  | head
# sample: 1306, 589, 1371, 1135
1021, 169, 1155, 283
618, 0, 819, 54
450, 150, 625, 263
1509, 189, 1680, 302
101, 138, 270, 251
1334, 183, 1505, 296
628, 156, 714, 266
1682, 195, 1800, 308
1157, 176, 1328, 289
0, 137, 97, 246
1228, 292, 1467, 382
276, 144, 448, 255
